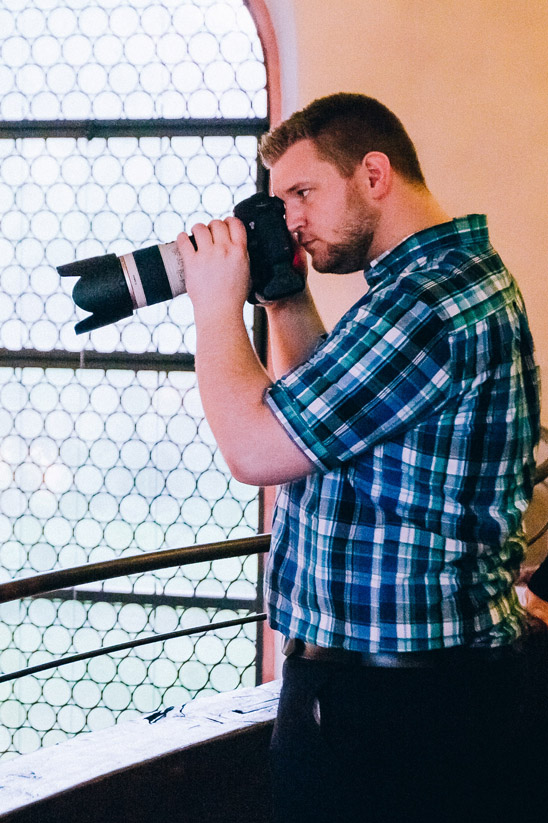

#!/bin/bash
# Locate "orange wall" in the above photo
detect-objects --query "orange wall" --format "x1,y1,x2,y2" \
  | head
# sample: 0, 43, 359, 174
262, 0, 548, 424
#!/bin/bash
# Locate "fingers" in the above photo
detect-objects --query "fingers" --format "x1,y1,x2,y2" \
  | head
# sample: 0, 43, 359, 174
176, 217, 247, 265
524, 589, 548, 626
224, 216, 247, 245
191, 222, 219, 246
206, 220, 230, 244
187, 218, 246, 247
176, 222, 223, 258
176, 230, 197, 257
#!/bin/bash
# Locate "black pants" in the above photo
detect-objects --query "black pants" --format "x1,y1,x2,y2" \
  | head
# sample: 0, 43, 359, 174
269, 641, 547, 823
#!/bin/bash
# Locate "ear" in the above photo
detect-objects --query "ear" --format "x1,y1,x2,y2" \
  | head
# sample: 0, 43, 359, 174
358, 152, 392, 199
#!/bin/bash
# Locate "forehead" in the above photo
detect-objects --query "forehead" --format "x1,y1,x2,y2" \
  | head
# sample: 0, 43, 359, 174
270, 139, 343, 196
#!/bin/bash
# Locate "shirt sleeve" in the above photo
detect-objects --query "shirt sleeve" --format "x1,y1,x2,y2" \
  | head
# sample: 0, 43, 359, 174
264, 287, 453, 472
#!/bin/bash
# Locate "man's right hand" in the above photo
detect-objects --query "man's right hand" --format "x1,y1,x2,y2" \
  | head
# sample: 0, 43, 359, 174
524, 587, 548, 627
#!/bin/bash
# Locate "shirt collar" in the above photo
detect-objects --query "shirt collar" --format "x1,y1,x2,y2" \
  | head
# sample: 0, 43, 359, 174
364, 214, 490, 289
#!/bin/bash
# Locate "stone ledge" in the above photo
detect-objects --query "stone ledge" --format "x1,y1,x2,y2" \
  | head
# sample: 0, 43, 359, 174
0, 680, 280, 823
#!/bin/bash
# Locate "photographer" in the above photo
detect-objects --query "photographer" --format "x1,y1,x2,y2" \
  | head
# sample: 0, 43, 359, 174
177, 93, 541, 823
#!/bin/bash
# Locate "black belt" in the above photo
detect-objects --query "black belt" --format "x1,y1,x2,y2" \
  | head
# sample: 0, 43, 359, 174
283, 638, 513, 669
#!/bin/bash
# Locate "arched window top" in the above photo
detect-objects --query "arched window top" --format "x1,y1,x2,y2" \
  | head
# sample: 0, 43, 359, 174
0, 0, 267, 121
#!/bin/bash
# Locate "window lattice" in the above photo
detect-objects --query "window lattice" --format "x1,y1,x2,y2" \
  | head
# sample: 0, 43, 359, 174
0, 366, 259, 564
0, 134, 259, 353
0, 600, 257, 756
0, 0, 267, 760
0, 0, 266, 121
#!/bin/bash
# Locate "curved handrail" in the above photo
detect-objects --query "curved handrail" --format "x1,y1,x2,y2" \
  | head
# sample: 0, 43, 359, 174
0, 613, 267, 684
1, 459, 547, 605
0, 456, 545, 607
0, 533, 271, 605
0, 465, 546, 686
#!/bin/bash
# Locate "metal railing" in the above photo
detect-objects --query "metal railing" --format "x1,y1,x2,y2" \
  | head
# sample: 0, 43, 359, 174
0, 534, 271, 606
0, 456, 546, 760
0, 533, 271, 686
2, 455, 548, 688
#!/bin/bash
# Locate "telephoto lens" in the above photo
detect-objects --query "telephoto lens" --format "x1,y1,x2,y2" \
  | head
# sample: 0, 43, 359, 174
58, 240, 195, 334
57, 193, 306, 334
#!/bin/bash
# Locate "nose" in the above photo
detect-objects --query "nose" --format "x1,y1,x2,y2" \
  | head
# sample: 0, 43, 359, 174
284, 202, 305, 236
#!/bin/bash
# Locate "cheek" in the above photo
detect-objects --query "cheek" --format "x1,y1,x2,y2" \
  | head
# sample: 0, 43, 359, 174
312, 205, 339, 234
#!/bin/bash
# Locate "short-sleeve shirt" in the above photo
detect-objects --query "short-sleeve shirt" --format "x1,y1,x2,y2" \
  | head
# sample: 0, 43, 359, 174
264, 215, 540, 652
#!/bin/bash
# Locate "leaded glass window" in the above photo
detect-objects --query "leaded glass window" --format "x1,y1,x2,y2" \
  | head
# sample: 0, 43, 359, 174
0, 0, 268, 759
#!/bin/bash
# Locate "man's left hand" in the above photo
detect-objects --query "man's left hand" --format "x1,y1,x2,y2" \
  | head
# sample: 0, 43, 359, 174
176, 217, 250, 317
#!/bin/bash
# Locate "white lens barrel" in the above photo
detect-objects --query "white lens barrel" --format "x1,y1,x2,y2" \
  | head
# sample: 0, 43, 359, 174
158, 242, 187, 298
119, 241, 186, 310
120, 252, 147, 309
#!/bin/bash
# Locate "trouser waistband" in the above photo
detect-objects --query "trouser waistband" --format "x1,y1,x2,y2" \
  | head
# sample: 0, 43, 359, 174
282, 638, 513, 668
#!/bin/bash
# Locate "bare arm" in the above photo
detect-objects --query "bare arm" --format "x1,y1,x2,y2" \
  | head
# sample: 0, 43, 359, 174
523, 556, 548, 627
264, 285, 326, 379
524, 587, 548, 627
177, 218, 316, 487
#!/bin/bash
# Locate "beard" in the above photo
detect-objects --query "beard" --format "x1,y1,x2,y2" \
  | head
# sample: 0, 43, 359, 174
310, 226, 374, 273
307, 182, 379, 274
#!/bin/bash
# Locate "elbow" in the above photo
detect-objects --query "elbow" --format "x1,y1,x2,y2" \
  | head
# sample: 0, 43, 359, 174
225, 452, 264, 487
225, 449, 313, 487
224, 445, 283, 486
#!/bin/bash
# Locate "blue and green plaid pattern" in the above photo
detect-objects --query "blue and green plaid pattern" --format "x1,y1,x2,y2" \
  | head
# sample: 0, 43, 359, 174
264, 215, 540, 652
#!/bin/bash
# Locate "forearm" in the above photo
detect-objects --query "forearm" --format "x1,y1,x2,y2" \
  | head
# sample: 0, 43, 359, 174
265, 286, 326, 378
177, 217, 315, 486
193, 306, 314, 486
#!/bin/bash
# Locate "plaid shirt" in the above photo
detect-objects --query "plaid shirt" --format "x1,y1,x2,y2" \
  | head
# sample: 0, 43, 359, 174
264, 215, 540, 652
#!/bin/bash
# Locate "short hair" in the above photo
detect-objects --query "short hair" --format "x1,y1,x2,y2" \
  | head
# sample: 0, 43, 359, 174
259, 92, 426, 185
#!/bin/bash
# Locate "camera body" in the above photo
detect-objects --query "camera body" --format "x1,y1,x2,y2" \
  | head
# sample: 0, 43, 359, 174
58, 193, 306, 334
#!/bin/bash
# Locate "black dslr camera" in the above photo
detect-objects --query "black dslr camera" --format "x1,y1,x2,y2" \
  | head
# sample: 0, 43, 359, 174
57, 193, 306, 334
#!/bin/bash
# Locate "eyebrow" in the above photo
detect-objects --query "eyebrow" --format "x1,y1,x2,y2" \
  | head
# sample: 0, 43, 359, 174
280, 182, 312, 196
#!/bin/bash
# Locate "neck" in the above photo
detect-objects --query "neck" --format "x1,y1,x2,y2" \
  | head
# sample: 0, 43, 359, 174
367, 184, 451, 263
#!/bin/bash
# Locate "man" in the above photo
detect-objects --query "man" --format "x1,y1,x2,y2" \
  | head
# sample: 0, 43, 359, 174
177, 93, 540, 823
